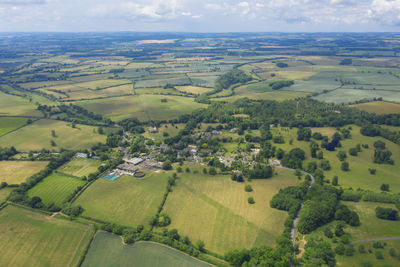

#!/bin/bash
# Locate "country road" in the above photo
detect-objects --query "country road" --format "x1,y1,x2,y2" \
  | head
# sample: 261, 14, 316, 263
274, 166, 315, 241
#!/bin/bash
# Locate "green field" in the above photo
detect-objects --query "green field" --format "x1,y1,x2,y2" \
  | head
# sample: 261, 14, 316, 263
82, 232, 212, 267
313, 88, 400, 104
75, 79, 132, 90
142, 123, 185, 142
0, 205, 94, 267
271, 125, 400, 192
0, 119, 108, 151
76, 95, 207, 121
350, 101, 400, 114
75, 173, 168, 227
28, 173, 86, 206
162, 167, 299, 254
0, 161, 48, 185
58, 158, 102, 178
0, 116, 31, 136
0, 187, 12, 203
0, 91, 42, 117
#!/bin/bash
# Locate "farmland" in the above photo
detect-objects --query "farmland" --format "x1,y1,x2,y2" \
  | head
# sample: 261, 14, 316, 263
58, 158, 102, 178
76, 95, 207, 121
0, 119, 109, 151
0, 161, 48, 185
0, 205, 94, 267
28, 173, 86, 206
75, 173, 168, 227
350, 101, 400, 114
82, 232, 212, 267
0, 91, 42, 117
0, 116, 31, 136
162, 167, 299, 254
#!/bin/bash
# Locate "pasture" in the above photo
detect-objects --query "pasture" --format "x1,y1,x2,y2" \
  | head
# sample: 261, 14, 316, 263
28, 173, 86, 206
0, 161, 48, 185
0, 91, 42, 117
0, 187, 12, 203
313, 88, 400, 104
271, 125, 400, 192
175, 86, 213, 94
82, 232, 212, 267
0, 205, 94, 267
76, 95, 207, 121
0, 117, 31, 136
350, 101, 400, 114
0, 119, 108, 151
142, 123, 185, 142
58, 158, 102, 178
75, 79, 132, 90
75, 172, 168, 227
162, 167, 299, 254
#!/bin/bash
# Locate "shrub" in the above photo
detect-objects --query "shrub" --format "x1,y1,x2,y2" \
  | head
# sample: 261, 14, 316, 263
244, 185, 253, 192
345, 245, 354, 256
358, 244, 366, 253
375, 250, 384, 260
335, 243, 345, 255
248, 197, 255, 204
341, 162, 349, 171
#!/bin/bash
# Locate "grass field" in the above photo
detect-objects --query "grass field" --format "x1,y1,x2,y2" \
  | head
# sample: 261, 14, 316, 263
0, 161, 48, 185
142, 123, 185, 142
75, 172, 168, 227
58, 158, 102, 178
0, 117, 31, 136
28, 173, 86, 206
0, 91, 42, 117
82, 232, 212, 267
217, 89, 309, 102
162, 167, 299, 254
0, 205, 94, 267
76, 95, 207, 121
75, 79, 132, 90
0, 187, 12, 203
0, 119, 108, 151
271, 125, 400, 192
350, 101, 400, 114
313, 88, 400, 104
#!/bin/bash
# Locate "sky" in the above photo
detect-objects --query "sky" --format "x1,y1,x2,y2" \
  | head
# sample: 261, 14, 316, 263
0, 0, 399, 32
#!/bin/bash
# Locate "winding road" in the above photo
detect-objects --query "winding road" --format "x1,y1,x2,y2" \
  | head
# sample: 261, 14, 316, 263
274, 166, 315, 241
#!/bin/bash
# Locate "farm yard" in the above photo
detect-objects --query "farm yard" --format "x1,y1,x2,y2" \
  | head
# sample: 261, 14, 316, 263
0, 205, 94, 267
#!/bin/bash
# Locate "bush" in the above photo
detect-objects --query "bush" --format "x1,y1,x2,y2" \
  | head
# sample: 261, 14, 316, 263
341, 162, 349, 171
375, 206, 398, 220
389, 248, 397, 257
375, 250, 384, 260
345, 245, 355, 256
62, 205, 84, 217
358, 244, 366, 253
335, 243, 345, 255
244, 185, 253, 192
248, 197, 255, 204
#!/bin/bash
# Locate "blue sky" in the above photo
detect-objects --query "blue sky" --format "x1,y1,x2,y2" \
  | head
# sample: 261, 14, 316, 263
0, 0, 399, 32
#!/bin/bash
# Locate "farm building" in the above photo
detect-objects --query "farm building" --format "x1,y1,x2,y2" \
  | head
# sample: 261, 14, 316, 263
75, 152, 88, 158
125, 157, 144, 165
116, 164, 138, 173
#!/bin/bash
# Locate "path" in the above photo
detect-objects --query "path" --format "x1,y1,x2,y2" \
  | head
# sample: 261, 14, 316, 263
274, 166, 315, 241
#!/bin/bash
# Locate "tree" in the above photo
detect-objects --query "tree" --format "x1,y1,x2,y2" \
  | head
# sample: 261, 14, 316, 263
337, 151, 347, 161
162, 160, 172, 170
196, 240, 205, 252
345, 245, 354, 256
248, 197, 255, 204
341, 162, 349, 171
358, 244, 366, 253
335, 244, 345, 255
380, 183, 390, 191
374, 140, 386, 149
50, 140, 57, 147
375, 206, 398, 220
209, 167, 217, 175
375, 250, 384, 260
98, 127, 104, 134
332, 176, 338, 186
225, 249, 250, 267
368, 168, 376, 175
244, 185, 253, 192
51, 130, 56, 137
348, 147, 358, 156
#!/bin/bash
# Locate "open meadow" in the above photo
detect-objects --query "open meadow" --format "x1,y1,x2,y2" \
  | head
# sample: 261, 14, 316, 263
28, 173, 86, 206
0, 116, 31, 136
76, 95, 207, 121
0, 119, 108, 151
0, 205, 94, 267
75, 172, 168, 227
350, 101, 400, 114
0, 161, 48, 185
162, 167, 299, 254
0, 92, 42, 117
58, 158, 102, 178
82, 232, 212, 267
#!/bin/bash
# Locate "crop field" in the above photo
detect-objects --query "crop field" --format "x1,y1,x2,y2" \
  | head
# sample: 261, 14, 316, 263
58, 158, 102, 178
82, 232, 212, 267
75, 79, 132, 90
135, 77, 191, 88
0, 205, 94, 267
217, 90, 310, 102
28, 173, 86, 206
0, 187, 12, 203
350, 101, 400, 114
0, 92, 42, 117
162, 167, 299, 254
0, 116, 30, 136
0, 119, 108, 151
0, 161, 48, 185
175, 86, 213, 94
285, 72, 342, 93
75, 173, 168, 227
313, 88, 400, 104
76, 95, 207, 121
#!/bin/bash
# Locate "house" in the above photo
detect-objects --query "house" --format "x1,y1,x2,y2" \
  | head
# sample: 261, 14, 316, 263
149, 126, 158, 133
116, 163, 138, 173
211, 130, 221, 135
75, 152, 88, 158
125, 157, 144, 165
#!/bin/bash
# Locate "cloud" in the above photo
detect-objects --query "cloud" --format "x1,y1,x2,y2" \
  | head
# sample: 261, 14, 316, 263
0, 0, 49, 4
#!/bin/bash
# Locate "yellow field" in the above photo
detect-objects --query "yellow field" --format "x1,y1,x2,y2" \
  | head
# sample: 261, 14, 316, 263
162, 167, 299, 254
175, 86, 213, 95
0, 161, 48, 184
75, 79, 132, 90
350, 101, 400, 114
